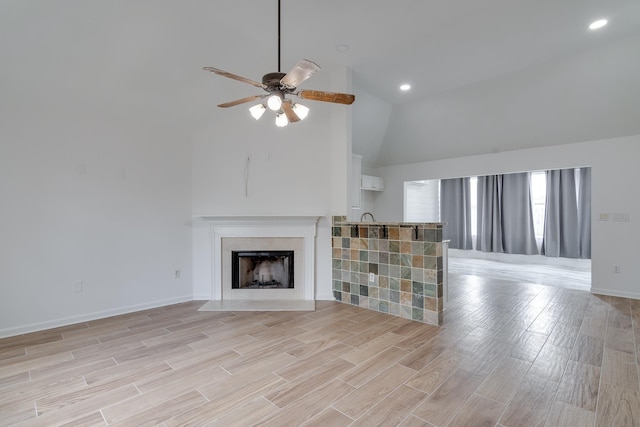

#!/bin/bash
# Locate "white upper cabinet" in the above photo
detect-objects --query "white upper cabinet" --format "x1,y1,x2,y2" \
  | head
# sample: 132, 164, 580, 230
361, 174, 384, 191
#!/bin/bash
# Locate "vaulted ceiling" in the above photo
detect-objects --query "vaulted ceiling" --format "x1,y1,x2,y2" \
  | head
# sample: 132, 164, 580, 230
2, 0, 640, 167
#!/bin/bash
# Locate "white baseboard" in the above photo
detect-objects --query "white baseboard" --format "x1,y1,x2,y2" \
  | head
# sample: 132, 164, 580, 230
1, 291, 345, 340
590, 287, 640, 301
315, 292, 335, 301
0, 295, 193, 339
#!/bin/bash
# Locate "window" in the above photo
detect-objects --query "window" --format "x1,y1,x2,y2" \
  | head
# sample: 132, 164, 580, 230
530, 171, 547, 243
405, 172, 548, 245
404, 180, 440, 222
469, 176, 478, 241
404, 168, 590, 257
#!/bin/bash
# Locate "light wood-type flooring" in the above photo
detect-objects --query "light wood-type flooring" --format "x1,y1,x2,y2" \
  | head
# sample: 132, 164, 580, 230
1, 274, 639, 426
448, 249, 592, 291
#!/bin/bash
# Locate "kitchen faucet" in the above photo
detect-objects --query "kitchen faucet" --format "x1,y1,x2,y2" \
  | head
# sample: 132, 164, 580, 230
360, 212, 376, 222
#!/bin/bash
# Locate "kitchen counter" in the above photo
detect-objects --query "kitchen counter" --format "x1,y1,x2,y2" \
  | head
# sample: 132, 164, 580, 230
334, 220, 444, 227
331, 215, 445, 326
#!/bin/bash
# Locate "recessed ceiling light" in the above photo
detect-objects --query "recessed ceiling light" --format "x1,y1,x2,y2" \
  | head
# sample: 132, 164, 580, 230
589, 19, 608, 30
400, 84, 411, 91
336, 44, 349, 52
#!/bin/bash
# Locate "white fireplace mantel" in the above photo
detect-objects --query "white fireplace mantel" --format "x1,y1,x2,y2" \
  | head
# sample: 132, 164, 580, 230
199, 216, 320, 302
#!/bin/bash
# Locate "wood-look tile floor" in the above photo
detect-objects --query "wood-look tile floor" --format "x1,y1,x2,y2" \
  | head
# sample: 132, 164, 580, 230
448, 250, 592, 291
1, 275, 639, 426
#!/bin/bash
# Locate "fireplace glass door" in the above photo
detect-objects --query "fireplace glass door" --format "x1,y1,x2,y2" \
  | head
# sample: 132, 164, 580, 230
232, 251, 294, 289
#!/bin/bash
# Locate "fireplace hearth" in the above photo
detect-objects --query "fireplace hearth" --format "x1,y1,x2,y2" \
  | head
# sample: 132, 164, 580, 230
232, 250, 294, 289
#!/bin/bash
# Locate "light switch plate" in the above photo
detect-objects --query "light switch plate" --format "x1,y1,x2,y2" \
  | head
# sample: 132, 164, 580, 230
613, 213, 630, 222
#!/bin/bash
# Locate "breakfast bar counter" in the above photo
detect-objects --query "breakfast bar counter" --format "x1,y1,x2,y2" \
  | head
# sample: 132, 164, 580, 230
331, 216, 445, 326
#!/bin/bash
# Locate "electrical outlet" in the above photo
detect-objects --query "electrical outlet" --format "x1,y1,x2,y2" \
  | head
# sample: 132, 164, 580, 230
599, 213, 609, 221
72, 280, 83, 293
75, 162, 86, 176
369, 272, 375, 283
174, 268, 181, 279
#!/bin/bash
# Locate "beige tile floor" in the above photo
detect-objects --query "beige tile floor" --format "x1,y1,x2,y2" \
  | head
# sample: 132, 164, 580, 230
448, 249, 591, 291
0, 271, 638, 426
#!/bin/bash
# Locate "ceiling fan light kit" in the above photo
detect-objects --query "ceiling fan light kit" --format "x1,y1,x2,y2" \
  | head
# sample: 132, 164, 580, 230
203, 0, 354, 127
249, 104, 266, 120
267, 94, 283, 111
275, 112, 288, 127
292, 103, 309, 120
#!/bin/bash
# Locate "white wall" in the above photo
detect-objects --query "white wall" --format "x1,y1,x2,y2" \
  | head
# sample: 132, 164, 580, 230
191, 66, 352, 301
356, 189, 380, 222
351, 86, 391, 170
372, 136, 640, 299
0, 63, 351, 337
0, 103, 193, 338
404, 180, 440, 222
375, 33, 640, 167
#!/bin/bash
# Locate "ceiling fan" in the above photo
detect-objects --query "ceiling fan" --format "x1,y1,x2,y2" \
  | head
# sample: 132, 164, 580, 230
203, 0, 355, 127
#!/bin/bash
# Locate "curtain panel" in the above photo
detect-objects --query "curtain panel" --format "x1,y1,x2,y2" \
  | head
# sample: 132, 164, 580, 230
578, 168, 592, 259
542, 167, 591, 259
476, 173, 539, 255
541, 169, 580, 258
440, 177, 473, 249
476, 175, 503, 252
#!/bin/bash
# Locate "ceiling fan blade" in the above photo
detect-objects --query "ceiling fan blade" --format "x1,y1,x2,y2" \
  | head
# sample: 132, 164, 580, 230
280, 59, 321, 89
203, 67, 265, 89
218, 95, 263, 108
297, 90, 355, 105
281, 101, 301, 123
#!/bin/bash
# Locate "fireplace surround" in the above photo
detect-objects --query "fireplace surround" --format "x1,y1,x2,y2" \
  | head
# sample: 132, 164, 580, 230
221, 237, 303, 300
200, 216, 319, 306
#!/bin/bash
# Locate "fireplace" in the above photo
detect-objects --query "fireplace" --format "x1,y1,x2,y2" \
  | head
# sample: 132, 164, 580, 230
197, 216, 319, 305
232, 250, 294, 289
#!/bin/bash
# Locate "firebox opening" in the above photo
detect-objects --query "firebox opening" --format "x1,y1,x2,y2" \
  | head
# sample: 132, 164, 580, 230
232, 250, 294, 289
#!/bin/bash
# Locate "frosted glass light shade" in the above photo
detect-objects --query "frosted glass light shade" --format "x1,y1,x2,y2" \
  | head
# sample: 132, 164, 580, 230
589, 19, 608, 30
292, 103, 309, 120
249, 104, 266, 120
275, 113, 288, 127
267, 94, 283, 111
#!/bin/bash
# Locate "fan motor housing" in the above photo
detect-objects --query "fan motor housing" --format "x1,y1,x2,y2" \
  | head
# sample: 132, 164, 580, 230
262, 72, 288, 91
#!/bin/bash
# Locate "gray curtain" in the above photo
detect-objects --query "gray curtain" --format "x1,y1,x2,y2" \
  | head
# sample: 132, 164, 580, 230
502, 173, 539, 254
440, 177, 472, 249
578, 167, 592, 259
476, 173, 539, 254
476, 175, 503, 252
541, 169, 580, 258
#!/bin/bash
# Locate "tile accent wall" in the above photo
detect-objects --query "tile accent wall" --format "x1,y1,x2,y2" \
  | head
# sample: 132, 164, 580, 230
331, 216, 444, 326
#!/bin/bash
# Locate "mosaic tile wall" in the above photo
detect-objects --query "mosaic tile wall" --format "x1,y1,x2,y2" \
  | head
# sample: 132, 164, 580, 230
331, 216, 444, 326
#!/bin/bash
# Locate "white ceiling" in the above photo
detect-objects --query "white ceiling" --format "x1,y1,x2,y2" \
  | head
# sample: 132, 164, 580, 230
2, 0, 640, 165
